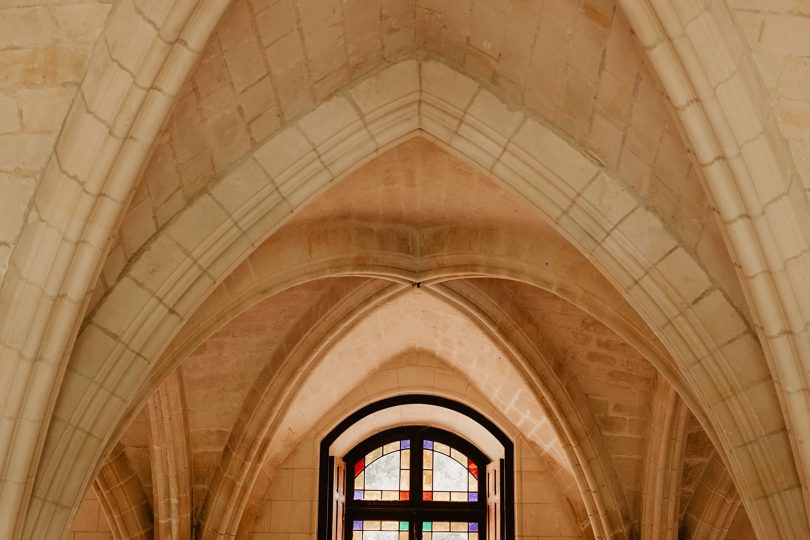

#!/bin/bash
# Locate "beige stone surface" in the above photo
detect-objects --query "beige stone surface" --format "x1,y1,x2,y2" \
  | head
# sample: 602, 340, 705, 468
0, 1, 111, 283
2, 1, 808, 539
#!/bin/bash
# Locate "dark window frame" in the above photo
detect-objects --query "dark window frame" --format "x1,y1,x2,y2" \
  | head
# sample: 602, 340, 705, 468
344, 426, 487, 538
317, 395, 515, 540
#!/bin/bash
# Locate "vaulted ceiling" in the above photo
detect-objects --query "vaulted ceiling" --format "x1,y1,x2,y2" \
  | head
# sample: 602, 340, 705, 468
0, 1, 808, 539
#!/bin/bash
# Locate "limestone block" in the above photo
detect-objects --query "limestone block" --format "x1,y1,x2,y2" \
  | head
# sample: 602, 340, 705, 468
580, 172, 637, 229
420, 61, 478, 142
684, 12, 738, 88
657, 247, 713, 304
54, 4, 111, 46
691, 290, 747, 346
128, 234, 193, 301
104, 0, 159, 77
511, 119, 599, 192
210, 158, 274, 218
0, 133, 54, 173
92, 276, 155, 339
0, 6, 53, 49
255, 0, 297, 46
490, 155, 563, 222
0, 93, 19, 134
760, 14, 810, 56
16, 87, 74, 132
349, 60, 419, 146
55, 101, 112, 183
454, 89, 524, 168
254, 126, 330, 208
0, 174, 33, 243
616, 207, 677, 264
165, 194, 230, 257
222, 31, 266, 93
297, 96, 375, 176
120, 197, 156, 259
762, 197, 807, 261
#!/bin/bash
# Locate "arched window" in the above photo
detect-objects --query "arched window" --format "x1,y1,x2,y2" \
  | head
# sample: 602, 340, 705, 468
341, 427, 487, 540
319, 396, 513, 540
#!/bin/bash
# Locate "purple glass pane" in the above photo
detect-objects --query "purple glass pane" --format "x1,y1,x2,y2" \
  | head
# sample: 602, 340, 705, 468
469, 523, 479, 532
353, 520, 363, 530
423, 440, 433, 449
354, 490, 363, 500
469, 492, 478, 502
401, 440, 410, 449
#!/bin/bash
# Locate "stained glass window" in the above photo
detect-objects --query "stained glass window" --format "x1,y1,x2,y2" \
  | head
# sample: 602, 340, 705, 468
344, 427, 488, 540
422, 440, 479, 502
353, 440, 411, 501
352, 520, 409, 540
422, 522, 480, 540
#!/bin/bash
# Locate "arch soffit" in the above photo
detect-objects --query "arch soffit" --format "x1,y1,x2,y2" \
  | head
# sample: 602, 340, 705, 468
45, 60, 792, 537
197, 286, 624, 540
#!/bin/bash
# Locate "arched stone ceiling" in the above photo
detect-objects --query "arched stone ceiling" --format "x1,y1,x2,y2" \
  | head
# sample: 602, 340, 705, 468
45, 90, 776, 536
90, 134, 748, 539
4, 1, 796, 530
95, 0, 746, 322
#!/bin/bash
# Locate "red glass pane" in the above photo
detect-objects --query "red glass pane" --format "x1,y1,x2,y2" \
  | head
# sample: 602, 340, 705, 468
423, 491, 433, 501
468, 460, 478, 478
399, 491, 409, 500
354, 459, 364, 476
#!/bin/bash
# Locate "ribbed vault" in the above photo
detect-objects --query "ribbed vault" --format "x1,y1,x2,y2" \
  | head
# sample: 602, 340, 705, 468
0, 1, 806, 539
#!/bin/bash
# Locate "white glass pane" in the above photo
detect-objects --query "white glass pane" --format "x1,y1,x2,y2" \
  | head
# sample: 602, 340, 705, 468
365, 451, 400, 490
364, 532, 400, 540
433, 452, 468, 491
433, 534, 467, 540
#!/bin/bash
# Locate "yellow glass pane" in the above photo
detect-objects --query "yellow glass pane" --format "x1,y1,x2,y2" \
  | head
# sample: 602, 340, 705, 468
381, 521, 399, 530
355, 472, 364, 490
451, 522, 466, 531
434, 442, 450, 455
401, 449, 410, 469
382, 490, 398, 501
433, 522, 450, 531
366, 490, 382, 500
383, 442, 399, 455
470, 533, 478, 540
423, 450, 433, 469
400, 470, 410, 490
366, 447, 383, 464
469, 473, 478, 492
353, 532, 362, 540
423, 470, 432, 490
450, 448, 466, 465
451, 492, 467, 502
433, 491, 450, 501
366, 521, 381, 530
